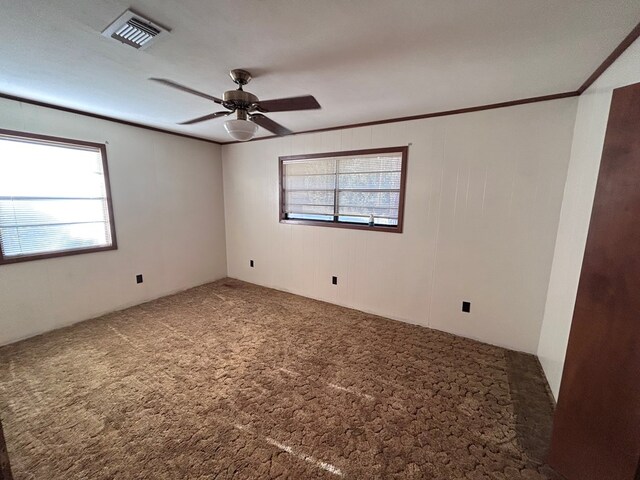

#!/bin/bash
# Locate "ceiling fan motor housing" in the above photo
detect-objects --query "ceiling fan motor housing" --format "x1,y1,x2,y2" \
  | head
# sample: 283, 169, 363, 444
223, 89, 258, 107
222, 89, 259, 119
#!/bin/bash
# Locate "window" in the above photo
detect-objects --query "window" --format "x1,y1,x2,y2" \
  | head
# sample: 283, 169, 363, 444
0, 129, 117, 264
279, 146, 408, 232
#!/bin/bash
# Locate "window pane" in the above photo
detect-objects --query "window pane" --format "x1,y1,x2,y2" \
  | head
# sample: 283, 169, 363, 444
373, 217, 398, 226
280, 148, 406, 231
338, 190, 400, 210
283, 158, 336, 176
288, 213, 334, 221
285, 173, 335, 190
338, 155, 401, 173
0, 198, 108, 227
337, 215, 368, 224
338, 206, 399, 218
338, 171, 401, 190
285, 190, 335, 215
0, 132, 115, 261
0, 223, 111, 257
0, 140, 105, 198
336, 216, 399, 226
286, 204, 335, 215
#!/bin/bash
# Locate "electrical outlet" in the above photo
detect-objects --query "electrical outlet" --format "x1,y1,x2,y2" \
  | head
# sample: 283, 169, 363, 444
250, 260, 254, 267
462, 301, 471, 313
136, 274, 143, 284
332, 276, 338, 285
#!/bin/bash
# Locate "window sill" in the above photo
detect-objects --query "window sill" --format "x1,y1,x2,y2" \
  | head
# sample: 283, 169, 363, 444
0, 244, 117, 265
280, 218, 403, 233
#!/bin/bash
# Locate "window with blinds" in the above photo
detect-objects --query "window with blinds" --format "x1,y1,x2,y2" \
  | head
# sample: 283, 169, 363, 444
0, 130, 117, 264
280, 146, 408, 232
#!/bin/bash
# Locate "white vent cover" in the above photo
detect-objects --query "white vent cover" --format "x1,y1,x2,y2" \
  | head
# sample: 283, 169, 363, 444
102, 10, 169, 50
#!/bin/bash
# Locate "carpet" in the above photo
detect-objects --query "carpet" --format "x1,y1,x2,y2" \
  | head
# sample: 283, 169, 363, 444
0, 417, 13, 480
0, 279, 560, 479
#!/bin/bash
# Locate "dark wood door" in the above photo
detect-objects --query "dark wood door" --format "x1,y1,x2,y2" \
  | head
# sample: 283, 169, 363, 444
549, 81, 640, 480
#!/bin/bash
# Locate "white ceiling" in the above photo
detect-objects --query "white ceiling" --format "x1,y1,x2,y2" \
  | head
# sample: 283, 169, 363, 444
0, 0, 639, 142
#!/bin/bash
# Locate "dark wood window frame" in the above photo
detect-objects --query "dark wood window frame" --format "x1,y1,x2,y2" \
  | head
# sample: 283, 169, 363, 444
279, 146, 408, 233
0, 128, 118, 265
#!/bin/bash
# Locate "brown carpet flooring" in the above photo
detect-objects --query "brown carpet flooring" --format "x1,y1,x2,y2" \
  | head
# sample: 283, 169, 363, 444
0, 279, 561, 479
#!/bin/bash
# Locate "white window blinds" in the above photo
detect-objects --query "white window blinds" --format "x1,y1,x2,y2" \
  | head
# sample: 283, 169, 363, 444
281, 149, 406, 229
0, 132, 115, 262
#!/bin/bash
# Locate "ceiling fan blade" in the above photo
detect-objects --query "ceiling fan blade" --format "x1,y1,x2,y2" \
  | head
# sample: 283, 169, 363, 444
179, 111, 231, 125
255, 95, 320, 113
250, 114, 293, 136
150, 78, 223, 104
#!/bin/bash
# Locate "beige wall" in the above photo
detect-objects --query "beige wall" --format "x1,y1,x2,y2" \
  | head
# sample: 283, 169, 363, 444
0, 98, 227, 345
222, 98, 577, 354
538, 38, 640, 399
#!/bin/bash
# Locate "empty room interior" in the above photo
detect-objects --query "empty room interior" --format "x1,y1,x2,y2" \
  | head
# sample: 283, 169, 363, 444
1, 2, 640, 479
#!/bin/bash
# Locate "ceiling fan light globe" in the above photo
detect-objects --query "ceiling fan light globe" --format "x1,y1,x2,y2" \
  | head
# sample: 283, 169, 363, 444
224, 119, 258, 141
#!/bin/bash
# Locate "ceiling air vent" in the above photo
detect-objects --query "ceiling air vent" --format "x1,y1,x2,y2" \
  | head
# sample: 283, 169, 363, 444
102, 10, 170, 50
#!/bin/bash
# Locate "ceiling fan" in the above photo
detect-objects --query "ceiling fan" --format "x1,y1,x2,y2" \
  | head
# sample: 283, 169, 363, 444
150, 69, 321, 141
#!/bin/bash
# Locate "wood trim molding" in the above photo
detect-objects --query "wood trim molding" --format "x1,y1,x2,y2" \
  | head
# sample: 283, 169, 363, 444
222, 91, 579, 145
0, 245, 117, 265
0, 92, 221, 146
221, 20, 640, 145
577, 20, 640, 94
1, 21, 638, 146
0, 127, 108, 150
0, 128, 119, 265
279, 146, 408, 233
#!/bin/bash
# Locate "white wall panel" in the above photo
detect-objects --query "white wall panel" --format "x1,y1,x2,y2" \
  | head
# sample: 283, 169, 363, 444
223, 99, 577, 353
538, 38, 640, 399
0, 99, 227, 345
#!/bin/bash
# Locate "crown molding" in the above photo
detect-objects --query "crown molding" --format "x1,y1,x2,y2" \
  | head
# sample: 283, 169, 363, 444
2, 20, 639, 145
220, 20, 640, 146
578, 20, 640, 94
220, 91, 579, 145
0, 92, 221, 145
